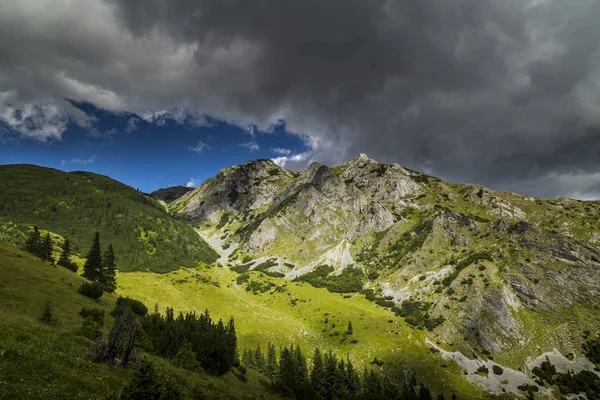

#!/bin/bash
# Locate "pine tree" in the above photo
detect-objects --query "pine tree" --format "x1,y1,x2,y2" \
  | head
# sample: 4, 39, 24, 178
346, 321, 353, 335
41, 233, 54, 262
310, 348, 326, 398
25, 225, 42, 257
83, 232, 103, 281
172, 341, 201, 371
346, 355, 360, 395
266, 343, 278, 380
58, 238, 71, 264
254, 343, 265, 373
100, 244, 117, 292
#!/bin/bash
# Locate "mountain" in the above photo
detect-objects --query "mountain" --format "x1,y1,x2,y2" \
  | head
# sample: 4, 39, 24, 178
0, 164, 218, 272
170, 153, 600, 396
2, 157, 600, 398
150, 185, 194, 203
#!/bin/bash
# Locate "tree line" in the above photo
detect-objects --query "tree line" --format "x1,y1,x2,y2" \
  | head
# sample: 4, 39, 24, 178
242, 342, 451, 400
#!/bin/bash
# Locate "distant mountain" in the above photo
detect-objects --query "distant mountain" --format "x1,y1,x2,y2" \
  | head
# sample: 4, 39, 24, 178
150, 185, 194, 203
0, 164, 218, 272
169, 154, 600, 395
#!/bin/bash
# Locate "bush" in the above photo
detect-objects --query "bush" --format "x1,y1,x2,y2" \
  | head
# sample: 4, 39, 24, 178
57, 258, 78, 272
295, 265, 365, 293
79, 307, 105, 325
111, 296, 148, 317
75, 317, 102, 340
492, 365, 504, 375
78, 282, 104, 299
477, 365, 489, 374
38, 300, 59, 327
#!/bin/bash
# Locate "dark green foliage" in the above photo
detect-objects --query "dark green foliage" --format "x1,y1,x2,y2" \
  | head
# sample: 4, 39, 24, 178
347, 321, 353, 335
24, 225, 42, 257
230, 263, 252, 273
245, 280, 276, 294
584, 336, 600, 364
120, 360, 184, 400
112, 297, 148, 318
0, 164, 218, 273
90, 308, 141, 368
57, 238, 78, 272
80, 307, 105, 325
38, 300, 59, 327
532, 357, 600, 398
172, 341, 201, 371
392, 300, 445, 331
141, 308, 237, 375
236, 273, 250, 284
76, 317, 103, 340
216, 213, 230, 229
253, 259, 278, 272
476, 365, 489, 374
41, 233, 54, 263
442, 253, 493, 287
492, 365, 504, 375
78, 282, 104, 299
294, 265, 365, 293
100, 244, 117, 292
83, 232, 103, 281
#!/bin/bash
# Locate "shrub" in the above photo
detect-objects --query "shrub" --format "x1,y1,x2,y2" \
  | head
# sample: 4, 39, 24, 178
80, 307, 105, 325
57, 258, 78, 272
75, 317, 102, 340
111, 296, 148, 317
78, 282, 104, 299
477, 365, 489, 374
38, 300, 59, 327
493, 365, 504, 375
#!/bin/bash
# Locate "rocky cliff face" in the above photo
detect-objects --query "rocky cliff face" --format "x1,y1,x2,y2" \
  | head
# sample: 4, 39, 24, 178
170, 153, 600, 362
150, 185, 193, 203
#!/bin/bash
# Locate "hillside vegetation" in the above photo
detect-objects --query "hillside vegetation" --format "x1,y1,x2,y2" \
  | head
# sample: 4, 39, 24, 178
0, 164, 218, 272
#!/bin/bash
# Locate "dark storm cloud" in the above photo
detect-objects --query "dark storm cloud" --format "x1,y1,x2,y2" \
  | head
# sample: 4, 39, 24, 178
1, 0, 600, 198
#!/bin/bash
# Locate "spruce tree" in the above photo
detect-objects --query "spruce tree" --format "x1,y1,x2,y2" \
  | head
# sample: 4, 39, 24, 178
346, 355, 360, 395
25, 225, 42, 257
310, 348, 326, 398
266, 343, 278, 380
41, 233, 54, 262
347, 321, 353, 335
172, 341, 201, 371
58, 238, 71, 264
100, 244, 117, 292
254, 343, 265, 373
83, 232, 103, 281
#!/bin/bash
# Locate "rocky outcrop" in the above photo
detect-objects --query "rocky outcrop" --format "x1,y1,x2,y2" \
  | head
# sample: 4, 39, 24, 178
150, 186, 193, 203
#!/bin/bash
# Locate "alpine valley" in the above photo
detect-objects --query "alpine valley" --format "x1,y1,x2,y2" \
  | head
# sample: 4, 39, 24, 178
2, 154, 600, 399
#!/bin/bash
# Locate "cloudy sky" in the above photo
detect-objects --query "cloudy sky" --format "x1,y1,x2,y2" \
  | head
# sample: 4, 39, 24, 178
1, 0, 600, 198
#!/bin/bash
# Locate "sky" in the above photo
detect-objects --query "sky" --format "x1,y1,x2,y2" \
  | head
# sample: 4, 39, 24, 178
1, 0, 600, 198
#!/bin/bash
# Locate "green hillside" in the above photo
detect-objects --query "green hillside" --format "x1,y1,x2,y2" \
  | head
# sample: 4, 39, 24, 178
0, 243, 280, 399
0, 164, 218, 272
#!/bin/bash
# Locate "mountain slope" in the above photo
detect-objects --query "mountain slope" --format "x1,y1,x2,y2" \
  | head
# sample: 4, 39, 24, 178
150, 185, 194, 203
170, 154, 600, 397
0, 164, 218, 272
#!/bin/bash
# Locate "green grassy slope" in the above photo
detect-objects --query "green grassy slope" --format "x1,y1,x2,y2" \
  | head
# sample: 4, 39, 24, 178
118, 266, 486, 399
0, 164, 218, 272
0, 243, 280, 399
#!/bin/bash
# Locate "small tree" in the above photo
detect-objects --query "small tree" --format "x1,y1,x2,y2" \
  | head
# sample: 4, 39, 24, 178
83, 232, 103, 281
58, 238, 78, 272
172, 341, 201, 371
100, 244, 117, 292
38, 300, 59, 327
346, 321, 353, 335
25, 225, 42, 257
90, 308, 141, 367
41, 233, 54, 262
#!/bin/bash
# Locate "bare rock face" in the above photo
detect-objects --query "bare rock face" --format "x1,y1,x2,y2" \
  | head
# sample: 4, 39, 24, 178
340, 154, 422, 202
352, 202, 396, 238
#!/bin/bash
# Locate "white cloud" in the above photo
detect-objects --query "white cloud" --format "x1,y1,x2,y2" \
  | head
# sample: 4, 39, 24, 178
60, 155, 97, 167
125, 117, 139, 133
188, 141, 210, 154
186, 178, 200, 188
271, 147, 291, 155
239, 140, 260, 152
271, 151, 313, 168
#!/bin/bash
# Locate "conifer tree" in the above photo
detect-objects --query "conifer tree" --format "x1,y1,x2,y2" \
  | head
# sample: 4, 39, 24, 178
58, 238, 71, 265
100, 244, 117, 292
41, 233, 54, 262
172, 341, 201, 371
83, 232, 103, 281
347, 321, 353, 335
310, 348, 326, 398
266, 343, 278, 380
346, 355, 360, 395
25, 225, 42, 257
254, 343, 265, 373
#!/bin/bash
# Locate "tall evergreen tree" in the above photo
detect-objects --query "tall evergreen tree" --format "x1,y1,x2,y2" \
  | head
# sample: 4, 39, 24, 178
25, 225, 42, 257
266, 342, 278, 380
41, 233, 54, 262
254, 343, 265, 373
347, 321, 353, 335
310, 348, 326, 398
346, 355, 360, 395
58, 238, 71, 264
100, 244, 117, 292
83, 232, 103, 281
